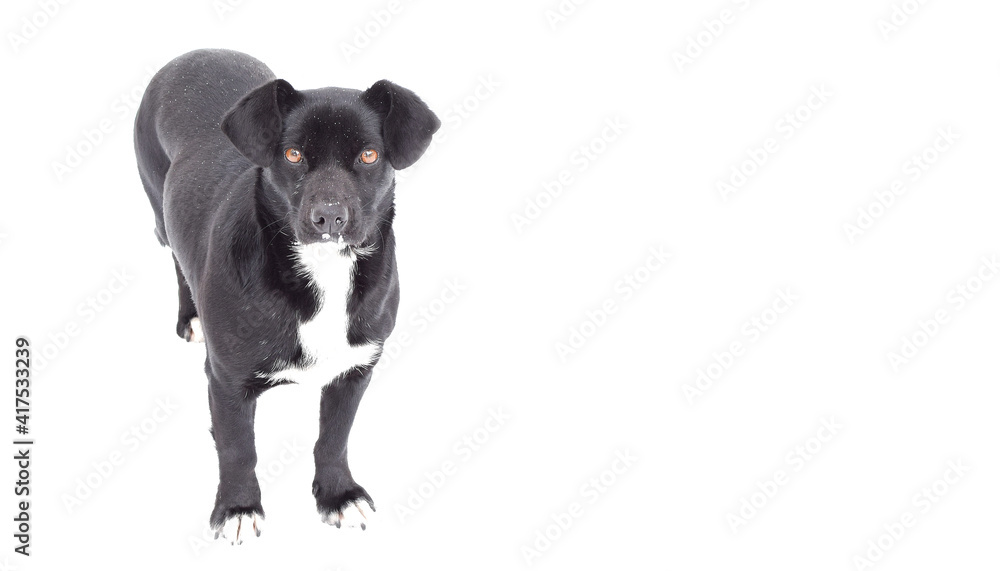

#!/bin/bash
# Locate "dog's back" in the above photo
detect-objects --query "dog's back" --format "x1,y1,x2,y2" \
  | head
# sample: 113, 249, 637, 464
134, 49, 273, 246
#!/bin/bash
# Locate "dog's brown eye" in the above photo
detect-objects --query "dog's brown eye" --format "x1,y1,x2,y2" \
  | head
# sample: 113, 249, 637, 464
284, 148, 303, 164
360, 149, 378, 164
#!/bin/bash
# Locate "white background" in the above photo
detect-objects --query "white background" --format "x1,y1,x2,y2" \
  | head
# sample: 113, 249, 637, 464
3, 0, 999, 569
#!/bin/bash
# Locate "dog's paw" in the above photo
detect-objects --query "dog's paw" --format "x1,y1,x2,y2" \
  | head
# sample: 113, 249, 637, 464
183, 317, 205, 343
187, 317, 206, 343
213, 511, 263, 545
315, 485, 375, 530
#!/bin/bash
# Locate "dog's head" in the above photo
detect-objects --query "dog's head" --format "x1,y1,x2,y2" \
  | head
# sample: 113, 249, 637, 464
221, 78, 440, 248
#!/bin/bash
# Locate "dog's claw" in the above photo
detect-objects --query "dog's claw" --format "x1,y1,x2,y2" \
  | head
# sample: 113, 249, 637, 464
321, 498, 373, 530
215, 513, 263, 545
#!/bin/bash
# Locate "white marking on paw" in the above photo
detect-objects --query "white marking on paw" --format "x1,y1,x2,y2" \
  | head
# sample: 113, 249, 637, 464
188, 317, 205, 343
321, 499, 373, 530
215, 513, 263, 545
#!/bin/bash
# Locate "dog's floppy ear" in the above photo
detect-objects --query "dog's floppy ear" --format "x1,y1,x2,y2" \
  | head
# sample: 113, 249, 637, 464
222, 79, 302, 168
361, 80, 441, 170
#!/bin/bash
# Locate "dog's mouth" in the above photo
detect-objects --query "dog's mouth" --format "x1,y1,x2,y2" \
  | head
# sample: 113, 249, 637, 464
320, 232, 346, 246
291, 232, 376, 259
293, 233, 350, 251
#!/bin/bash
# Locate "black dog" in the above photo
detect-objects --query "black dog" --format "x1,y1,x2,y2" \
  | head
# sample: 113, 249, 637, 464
133, 49, 439, 542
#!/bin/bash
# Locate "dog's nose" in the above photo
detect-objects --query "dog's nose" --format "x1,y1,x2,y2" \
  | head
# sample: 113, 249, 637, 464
310, 203, 348, 235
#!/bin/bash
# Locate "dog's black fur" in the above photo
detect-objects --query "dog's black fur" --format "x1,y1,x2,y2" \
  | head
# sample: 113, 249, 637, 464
133, 49, 439, 536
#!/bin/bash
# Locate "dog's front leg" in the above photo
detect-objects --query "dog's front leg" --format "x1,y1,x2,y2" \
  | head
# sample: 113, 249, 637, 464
313, 366, 374, 529
208, 372, 263, 544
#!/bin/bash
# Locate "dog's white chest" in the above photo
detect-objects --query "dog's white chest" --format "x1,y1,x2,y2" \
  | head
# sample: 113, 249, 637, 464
263, 243, 379, 386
